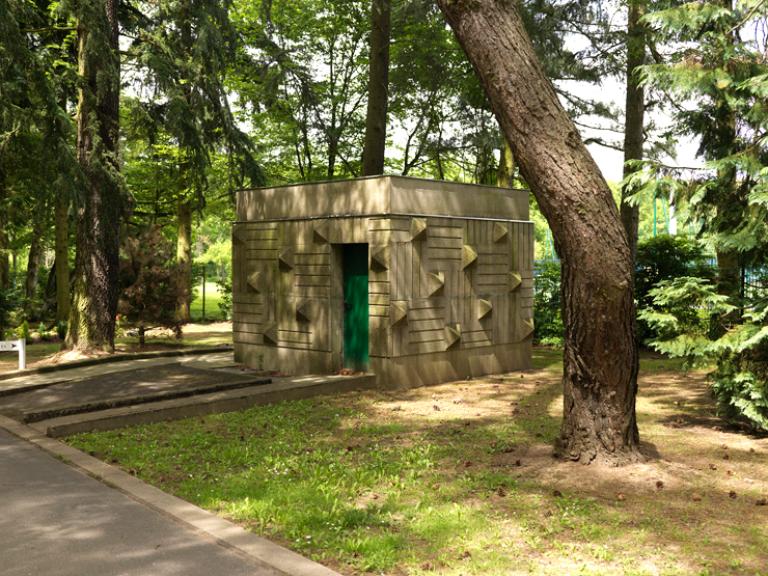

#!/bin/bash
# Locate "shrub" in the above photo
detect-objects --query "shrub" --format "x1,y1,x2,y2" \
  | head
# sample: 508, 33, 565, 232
118, 227, 184, 345
635, 234, 713, 344
216, 277, 233, 320
533, 260, 563, 346
640, 275, 768, 432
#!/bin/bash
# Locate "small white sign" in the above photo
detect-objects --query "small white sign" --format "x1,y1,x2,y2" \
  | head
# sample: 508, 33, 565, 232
0, 339, 26, 369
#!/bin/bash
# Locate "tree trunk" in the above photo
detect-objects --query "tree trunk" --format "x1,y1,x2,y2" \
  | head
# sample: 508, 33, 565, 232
55, 185, 70, 323
176, 200, 193, 323
0, 167, 9, 291
438, 0, 640, 464
496, 137, 515, 188
67, 0, 123, 352
620, 0, 646, 265
361, 0, 391, 176
24, 206, 46, 315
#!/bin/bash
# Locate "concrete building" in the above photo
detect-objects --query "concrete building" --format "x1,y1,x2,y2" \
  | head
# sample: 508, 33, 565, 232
232, 176, 534, 387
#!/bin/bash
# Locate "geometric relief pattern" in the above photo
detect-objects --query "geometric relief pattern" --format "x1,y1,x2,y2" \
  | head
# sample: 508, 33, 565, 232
232, 216, 535, 355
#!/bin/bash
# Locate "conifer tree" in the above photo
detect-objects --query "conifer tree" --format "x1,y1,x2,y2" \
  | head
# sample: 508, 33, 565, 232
636, 0, 768, 430
66, 0, 124, 351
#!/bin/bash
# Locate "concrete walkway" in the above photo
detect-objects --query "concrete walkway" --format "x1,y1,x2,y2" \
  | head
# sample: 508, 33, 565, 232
0, 427, 278, 576
0, 351, 240, 394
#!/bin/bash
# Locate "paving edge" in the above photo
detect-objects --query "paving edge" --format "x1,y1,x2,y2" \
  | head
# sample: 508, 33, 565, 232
0, 345, 234, 381
0, 415, 342, 576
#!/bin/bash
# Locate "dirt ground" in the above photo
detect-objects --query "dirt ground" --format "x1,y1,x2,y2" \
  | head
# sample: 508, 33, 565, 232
353, 363, 768, 574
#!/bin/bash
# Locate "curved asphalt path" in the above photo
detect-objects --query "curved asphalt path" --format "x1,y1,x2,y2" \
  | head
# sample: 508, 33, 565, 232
0, 428, 277, 576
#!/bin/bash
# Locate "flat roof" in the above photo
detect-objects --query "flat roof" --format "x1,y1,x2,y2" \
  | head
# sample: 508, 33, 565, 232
236, 175, 529, 222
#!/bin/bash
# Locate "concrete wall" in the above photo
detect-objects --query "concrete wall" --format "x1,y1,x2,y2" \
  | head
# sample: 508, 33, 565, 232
233, 177, 534, 387
237, 175, 529, 221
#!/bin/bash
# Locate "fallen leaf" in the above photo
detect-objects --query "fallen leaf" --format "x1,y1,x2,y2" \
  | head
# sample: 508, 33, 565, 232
756, 498, 767, 506
553, 489, 563, 498
656, 480, 664, 490
617, 493, 626, 501
692, 493, 702, 502
729, 491, 737, 499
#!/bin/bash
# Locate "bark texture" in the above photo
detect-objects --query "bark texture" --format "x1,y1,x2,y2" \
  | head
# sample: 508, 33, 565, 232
438, 0, 640, 464
55, 186, 70, 323
176, 200, 193, 323
361, 0, 391, 176
621, 0, 645, 264
67, 0, 122, 351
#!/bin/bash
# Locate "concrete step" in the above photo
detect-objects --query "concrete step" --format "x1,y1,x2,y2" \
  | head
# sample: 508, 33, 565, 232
34, 373, 376, 437
20, 375, 272, 423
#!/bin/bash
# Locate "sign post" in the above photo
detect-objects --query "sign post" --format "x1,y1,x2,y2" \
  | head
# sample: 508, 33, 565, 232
0, 339, 26, 370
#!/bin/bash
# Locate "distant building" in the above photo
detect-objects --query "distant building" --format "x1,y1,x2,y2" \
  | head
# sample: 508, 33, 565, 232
232, 176, 534, 387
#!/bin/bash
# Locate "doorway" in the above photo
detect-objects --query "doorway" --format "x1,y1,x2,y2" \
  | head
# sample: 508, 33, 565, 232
342, 244, 369, 370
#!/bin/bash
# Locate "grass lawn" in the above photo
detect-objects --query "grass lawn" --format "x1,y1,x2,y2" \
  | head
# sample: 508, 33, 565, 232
67, 348, 768, 576
190, 281, 226, 322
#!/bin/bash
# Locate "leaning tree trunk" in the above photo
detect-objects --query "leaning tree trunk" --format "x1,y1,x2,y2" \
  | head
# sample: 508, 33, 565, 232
67, 0, 123, 352
438, 0, 640, 464
621, 0, 646, 265
361, 0, 391, 176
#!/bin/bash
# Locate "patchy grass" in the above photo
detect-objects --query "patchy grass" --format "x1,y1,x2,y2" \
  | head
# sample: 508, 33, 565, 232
67, 348, 768, 576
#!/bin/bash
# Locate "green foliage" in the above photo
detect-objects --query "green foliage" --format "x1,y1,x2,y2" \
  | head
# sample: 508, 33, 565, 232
640, 275, 768, 431
216, 277, 233, 321
634, 0, 768, 431
18, 319, 29, 342
533, 260, 563, 345
0, 288, 10, 339
635, 234, 713, 343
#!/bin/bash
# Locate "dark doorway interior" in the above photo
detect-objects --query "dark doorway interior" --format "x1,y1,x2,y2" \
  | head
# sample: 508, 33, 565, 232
342, 244, 369, 370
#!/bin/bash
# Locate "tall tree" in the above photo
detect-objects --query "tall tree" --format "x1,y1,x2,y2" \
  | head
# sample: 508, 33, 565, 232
437, 0, 640, 464
620, 0, 646, 264
361, 0, 391, 175
127, 0, 260, 322
66, 0, 123, 351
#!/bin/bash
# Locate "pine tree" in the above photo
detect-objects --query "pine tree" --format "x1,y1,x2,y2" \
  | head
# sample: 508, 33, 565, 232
65, 0, 124, 351
438, 0, 640, 464
126, 0, 260, 322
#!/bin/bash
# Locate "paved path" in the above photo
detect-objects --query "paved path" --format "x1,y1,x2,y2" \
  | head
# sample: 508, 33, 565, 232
1, 363, 267, 422
0, 351, 240, 393
0, 428, 276, 576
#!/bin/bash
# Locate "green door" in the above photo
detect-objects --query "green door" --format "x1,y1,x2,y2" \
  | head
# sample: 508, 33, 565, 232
343, 244, 369, 370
